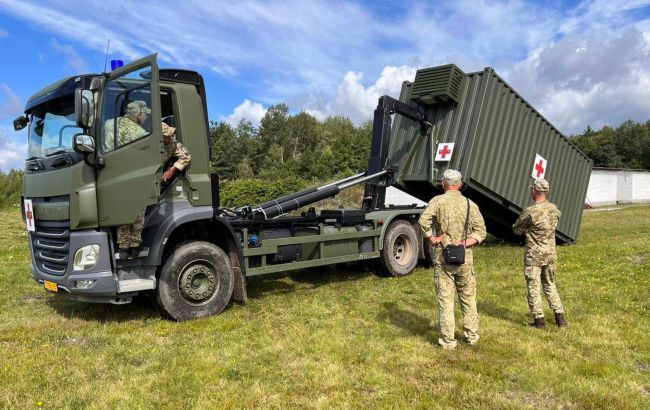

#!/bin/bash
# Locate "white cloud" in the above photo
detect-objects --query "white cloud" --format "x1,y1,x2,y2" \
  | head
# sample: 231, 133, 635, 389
306, 65, 417, 124
51, 39, 88, 73
0, 83, 23, 120
507, 27, 650, 134
222, 99, 267, 127
2, 0, 650, 134
0, 126, 27, 172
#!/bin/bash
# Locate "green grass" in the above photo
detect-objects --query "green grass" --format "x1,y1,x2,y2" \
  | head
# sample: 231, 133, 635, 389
1, 205, 649, 409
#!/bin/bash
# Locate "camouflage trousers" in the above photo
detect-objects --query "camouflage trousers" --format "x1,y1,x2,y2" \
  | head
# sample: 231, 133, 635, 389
524, 264, 564, 319
434, 262, 479, 349
116, 211, 145, 249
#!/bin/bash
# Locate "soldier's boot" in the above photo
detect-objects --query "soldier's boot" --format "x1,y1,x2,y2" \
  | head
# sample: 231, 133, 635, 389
554, 312, 567, 328
531, 317, 546, 329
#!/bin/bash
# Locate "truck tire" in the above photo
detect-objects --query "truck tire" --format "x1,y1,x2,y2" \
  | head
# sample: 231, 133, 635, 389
156, 241, 234, 321
378, 220, 419, 277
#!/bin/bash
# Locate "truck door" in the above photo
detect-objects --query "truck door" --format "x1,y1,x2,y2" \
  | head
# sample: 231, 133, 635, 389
96, 55, 163, 227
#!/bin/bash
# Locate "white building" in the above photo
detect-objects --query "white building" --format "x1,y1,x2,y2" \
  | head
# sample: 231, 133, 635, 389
585, 168, 650, 207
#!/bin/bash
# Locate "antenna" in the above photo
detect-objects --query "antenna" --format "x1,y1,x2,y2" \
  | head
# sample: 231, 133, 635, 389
103, 39, 110, 73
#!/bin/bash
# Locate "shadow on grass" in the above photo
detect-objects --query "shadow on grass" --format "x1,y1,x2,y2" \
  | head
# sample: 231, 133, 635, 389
46, 293, 162, 322
246, 262, 374, 300
377, 301, 436, 344
477, 298, 525, 325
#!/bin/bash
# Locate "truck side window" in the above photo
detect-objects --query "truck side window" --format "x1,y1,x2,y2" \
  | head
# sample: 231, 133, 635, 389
102, 66, 153, 152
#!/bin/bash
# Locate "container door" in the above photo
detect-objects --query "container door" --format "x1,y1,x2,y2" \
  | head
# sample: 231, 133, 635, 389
96, 54, 163, 226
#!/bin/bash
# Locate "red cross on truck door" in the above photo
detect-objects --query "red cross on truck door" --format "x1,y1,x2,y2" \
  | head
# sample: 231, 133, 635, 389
435, 142, 455, 162
531, 153, 548, 180
24, 198, 35, 232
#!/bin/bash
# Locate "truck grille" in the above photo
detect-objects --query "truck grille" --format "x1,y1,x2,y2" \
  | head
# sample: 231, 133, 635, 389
31, 220, 70, 276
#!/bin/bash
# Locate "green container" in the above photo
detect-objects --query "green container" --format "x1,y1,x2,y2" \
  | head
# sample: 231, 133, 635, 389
388, 66, 593, 244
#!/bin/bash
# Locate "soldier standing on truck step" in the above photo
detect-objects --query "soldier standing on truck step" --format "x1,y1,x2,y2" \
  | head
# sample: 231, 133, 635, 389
513, 178, 567, 329
161, 122, 191, 182
418, 169, 487, 350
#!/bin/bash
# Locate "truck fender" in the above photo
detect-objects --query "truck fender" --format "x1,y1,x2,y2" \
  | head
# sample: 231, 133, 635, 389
143, 202, 247, 303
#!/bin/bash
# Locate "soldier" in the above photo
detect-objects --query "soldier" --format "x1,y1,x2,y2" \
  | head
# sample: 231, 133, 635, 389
104, 100, 151, 151
513, 178, 567, 328
418, 169, 487, 350
161, 122, 191, 182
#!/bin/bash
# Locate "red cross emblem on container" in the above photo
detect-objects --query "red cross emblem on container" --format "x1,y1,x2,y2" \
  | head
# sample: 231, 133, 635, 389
531, 154, 547, 180
435, 143, 455, 162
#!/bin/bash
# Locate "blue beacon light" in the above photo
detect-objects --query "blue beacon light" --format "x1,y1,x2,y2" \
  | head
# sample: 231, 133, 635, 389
110, 60, 124, 70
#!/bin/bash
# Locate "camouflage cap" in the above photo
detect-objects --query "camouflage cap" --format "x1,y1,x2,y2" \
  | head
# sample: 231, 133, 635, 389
126, 100, 151, 115
442, 169, 462, 186
530, 178, 550, 192
161, 122, 176, 137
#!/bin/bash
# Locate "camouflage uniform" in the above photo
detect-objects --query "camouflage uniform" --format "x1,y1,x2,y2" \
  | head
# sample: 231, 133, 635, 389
110, 101, 151, 251
418, 184, 486, 350
104, 100, 150, 151
513, 182, 564, 320
116, 210, 145, 250
162, 123, 191, 171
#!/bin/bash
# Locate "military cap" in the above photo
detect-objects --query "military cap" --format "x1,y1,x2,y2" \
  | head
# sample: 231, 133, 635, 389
126, 100, 151, 115
442, 169, 462, 186
161, 122, 176, 137
530, 178, 550, 192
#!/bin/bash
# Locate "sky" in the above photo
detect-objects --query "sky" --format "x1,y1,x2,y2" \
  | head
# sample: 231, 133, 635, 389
1, 0, 650, 171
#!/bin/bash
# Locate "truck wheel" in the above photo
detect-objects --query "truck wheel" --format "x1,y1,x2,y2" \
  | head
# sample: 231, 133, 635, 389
156, 241, 234, 321
378, 220, 419, 277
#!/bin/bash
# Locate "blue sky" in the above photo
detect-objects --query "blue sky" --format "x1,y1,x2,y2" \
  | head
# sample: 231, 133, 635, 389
1, 0, 650, 171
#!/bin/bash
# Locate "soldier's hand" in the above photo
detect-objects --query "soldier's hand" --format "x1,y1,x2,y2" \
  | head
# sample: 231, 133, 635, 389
162, 167, 177, 182
429, 234, 446, 246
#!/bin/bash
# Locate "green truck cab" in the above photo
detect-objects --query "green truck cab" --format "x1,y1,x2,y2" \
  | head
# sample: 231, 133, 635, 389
17, 55, 430, 320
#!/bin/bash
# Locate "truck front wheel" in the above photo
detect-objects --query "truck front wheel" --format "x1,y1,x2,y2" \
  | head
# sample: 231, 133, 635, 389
157, 241, 234, 321
378, 220, 419, 277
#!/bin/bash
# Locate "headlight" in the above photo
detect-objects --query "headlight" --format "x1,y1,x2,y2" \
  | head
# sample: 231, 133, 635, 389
73, 244, 100, 271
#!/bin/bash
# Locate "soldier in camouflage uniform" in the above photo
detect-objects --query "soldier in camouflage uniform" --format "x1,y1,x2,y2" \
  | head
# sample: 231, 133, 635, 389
418, 169, 487, 350
161, 122, 191, 182
513, 178, 567, 328
109, 101, 151, 257
104, 100, 151, 151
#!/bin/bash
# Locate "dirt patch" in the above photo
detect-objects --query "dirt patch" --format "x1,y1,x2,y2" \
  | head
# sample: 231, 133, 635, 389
635, 362, 650, 373
18, 294, 46, 304
502, 389, 563, 409
61, 337, 88, 346
631, 254, 646, 264
643, 385, 650, 397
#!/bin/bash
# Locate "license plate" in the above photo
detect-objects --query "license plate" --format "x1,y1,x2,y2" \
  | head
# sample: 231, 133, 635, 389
44, 280, 58, 293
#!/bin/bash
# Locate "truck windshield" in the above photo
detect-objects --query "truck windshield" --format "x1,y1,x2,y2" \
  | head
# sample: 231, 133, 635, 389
27, 95, 82, 159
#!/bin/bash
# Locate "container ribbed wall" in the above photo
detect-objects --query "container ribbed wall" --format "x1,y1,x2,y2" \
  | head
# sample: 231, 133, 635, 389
388, 67, 593, 243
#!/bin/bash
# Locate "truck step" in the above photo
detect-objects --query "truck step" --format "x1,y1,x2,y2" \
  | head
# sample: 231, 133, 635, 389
118, 279, 156, 293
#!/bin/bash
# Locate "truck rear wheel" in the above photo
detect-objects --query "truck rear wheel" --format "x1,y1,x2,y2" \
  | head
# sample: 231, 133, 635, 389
378, 220, 419, 277
157, 241, 234, 321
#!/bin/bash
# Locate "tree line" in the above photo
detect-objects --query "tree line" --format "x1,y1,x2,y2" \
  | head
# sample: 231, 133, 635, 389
570, 120, 650, 169
1, 111, 649, 210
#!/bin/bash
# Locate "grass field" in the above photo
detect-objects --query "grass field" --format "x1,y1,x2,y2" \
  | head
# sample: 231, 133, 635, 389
0, 205, 649, 409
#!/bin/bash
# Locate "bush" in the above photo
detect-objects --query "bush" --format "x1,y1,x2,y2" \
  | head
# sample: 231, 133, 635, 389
0, 170, 23, 209
220, 177, 308, 208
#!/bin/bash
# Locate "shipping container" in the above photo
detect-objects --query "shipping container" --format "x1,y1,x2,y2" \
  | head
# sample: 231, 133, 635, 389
388, 65, 593, 243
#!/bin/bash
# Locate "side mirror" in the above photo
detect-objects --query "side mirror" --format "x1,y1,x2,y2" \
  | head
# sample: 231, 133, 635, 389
73, 133, 95, 154
75, 88, 95, 128
13, 114, 29, 131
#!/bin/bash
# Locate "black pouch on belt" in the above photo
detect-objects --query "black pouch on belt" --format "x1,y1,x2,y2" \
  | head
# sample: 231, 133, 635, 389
443, 244, 465, 264
443, 198, 470, 265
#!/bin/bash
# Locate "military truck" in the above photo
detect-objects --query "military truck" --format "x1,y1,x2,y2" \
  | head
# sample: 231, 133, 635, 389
15, 55, 591, 321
